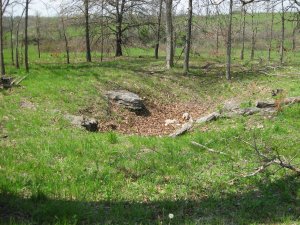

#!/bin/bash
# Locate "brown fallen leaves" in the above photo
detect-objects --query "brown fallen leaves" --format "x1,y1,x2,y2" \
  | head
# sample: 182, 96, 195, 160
98, 101, 210, 136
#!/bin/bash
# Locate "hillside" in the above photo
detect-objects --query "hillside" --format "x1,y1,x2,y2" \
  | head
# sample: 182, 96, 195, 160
0, 45, 300, 224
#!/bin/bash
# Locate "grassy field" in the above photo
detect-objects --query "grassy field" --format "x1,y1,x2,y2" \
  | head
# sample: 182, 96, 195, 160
0, 47, 300, 224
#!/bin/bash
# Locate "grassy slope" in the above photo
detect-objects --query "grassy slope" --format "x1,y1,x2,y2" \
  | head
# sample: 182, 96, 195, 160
0, 47, 300, 224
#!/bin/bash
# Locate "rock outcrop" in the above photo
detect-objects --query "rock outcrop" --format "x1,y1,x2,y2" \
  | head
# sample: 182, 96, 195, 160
106, 90, 145, 111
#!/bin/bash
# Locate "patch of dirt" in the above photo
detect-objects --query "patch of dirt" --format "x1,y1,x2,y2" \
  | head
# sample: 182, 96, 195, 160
98, 101, 211, 136
20, 99, 36, 110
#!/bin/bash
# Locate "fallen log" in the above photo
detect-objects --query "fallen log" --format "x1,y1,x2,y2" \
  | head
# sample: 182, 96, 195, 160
222, 107, 262, 118
12, 75, 28, 86
169, 122, 193, 138
170, 96, 300, 138
196, 112, 220, 124
256, 96, 300, 108
281, 96, 300, 105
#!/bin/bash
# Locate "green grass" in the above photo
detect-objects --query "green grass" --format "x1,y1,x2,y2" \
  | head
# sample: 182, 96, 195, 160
0, 47, 300, 224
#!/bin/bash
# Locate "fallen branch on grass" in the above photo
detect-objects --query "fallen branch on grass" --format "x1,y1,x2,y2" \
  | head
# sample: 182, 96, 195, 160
0, 75, 28, 89
169, 122, 193, 138
12, 75, 28, 86
256, 96, 300, 108
242, 135, 300, 177
243, 158, 300, 177
170, 96, 300, 138
191, 141, 229, 156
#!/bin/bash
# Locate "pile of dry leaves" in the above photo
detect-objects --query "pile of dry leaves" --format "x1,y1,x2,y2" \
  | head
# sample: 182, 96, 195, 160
98, 101, 210, 136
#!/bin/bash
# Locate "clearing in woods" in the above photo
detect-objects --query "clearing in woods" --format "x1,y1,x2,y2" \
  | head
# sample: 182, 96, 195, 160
1, 49, 300, 224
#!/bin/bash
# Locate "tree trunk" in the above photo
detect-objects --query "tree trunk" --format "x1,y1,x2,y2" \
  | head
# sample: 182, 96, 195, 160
165, 0, 174, 69
16, 30, 19, 69
61, 17, 70, 64
183, 0, 193, 75
100, 0, 104, 62
115, 25, 123, 57
0, 0, 6, 76
292, 14, 298, 52
268, 7, 274, 62
279, 0, 285, 65
35, 14, 41, 59
155, 0, 163, 59
84, 0, 92, 62
36, 15, 41, 59
250, 9, 256, 61
240, 7, 246, 60
216, 27, 219, 54
37, 40, 41, 59
10, 16, 14, 65
215, 5, 220, 54
226, 0, 233, 80
21, 34, 24, 66
292, 24, 296, 51
115, 0, 125, 57
24, 0, 29, 72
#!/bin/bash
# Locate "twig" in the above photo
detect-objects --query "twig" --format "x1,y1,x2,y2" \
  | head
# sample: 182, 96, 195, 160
240, 135, 300, 178
174, 46, 186, 65
242, 160, 275, 177
11, 75, 28, 86
191, 141, 229, 156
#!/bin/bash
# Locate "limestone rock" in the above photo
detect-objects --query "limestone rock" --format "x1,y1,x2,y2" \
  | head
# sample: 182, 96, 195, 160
223, 100, 240, 112
106, 90, 145, 111
65, 114, 98, 132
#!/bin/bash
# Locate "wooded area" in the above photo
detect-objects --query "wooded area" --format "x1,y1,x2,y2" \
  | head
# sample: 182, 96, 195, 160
0, 0, 300, 224
0, 0, 300, 77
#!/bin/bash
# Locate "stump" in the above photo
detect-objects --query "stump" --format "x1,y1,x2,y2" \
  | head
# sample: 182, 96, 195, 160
1, 77, 13, 89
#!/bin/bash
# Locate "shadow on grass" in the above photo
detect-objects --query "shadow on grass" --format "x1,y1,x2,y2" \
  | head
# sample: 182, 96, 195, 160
34, 57, 268, 81
1, 176, 299, 224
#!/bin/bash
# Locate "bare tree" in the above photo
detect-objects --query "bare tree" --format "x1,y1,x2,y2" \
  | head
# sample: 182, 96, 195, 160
155, 0, 163, 59
250, 6, 257, 61
24, 0, 29, 72
35, 12, 41, 59
268, 3, 275, 62
292, 13, 299, 51
100, 0, 104, 62
183, 0, 193, 74
9, 8, 14, 65
0, 0, 12, 76
279, 0, 285, 64
104, 0, 148, 57
61, 16, 70, 64
240, 6, 246, 60
15, 6, 25, 69
165, 0, 174, 69
84, 0, 92, 62
226, 0, 233, 80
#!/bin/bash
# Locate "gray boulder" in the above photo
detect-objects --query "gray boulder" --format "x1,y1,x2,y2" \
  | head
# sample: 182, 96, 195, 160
223, 100, 240, 112
106, 90, 145, 111
65, 114, 98, 132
